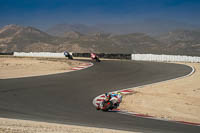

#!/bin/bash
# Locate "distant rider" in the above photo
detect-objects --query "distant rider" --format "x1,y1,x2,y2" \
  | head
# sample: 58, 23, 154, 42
64, 51, 73, 60
90, 53, 97, 60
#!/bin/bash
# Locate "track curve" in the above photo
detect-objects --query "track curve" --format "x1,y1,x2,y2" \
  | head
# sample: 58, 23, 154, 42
0, 60, 199, 133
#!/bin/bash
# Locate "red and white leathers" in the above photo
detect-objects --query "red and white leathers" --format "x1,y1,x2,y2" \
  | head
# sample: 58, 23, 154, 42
110, 96, 118, 105
91, 53, 97, 59
96, 92, 122, 110
117, 93, 122, 103
96, 93, 110, 110
110, 93, 122, 105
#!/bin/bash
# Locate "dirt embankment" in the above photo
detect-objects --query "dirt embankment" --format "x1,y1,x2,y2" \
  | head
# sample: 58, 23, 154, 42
0, 118, 136, 133
120, 63, 200, 124
0, 56, 82, 79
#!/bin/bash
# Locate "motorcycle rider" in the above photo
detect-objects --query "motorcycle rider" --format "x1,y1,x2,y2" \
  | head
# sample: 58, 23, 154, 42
90, 53, 96, 59
90, 52, 100, 62
96, 93, 112, 110
109, 92, 122, 109
114, 92, 122, 107
64, 51, 73, 60
96, 91, 122, 110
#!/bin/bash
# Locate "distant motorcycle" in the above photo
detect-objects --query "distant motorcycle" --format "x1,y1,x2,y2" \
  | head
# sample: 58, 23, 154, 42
93, 56, 101, 62
64, 51, 73, 60
91, 53, 101, 62
68, 54, 73, 60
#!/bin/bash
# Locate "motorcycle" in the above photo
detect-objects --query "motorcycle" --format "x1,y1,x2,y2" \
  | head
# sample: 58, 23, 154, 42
68, 54, 73, 60
97, 100, 119, 112
64, 51, 73, 60
91, 53, 101, 62
93, 56, 101, 62
101, 100, 113, 111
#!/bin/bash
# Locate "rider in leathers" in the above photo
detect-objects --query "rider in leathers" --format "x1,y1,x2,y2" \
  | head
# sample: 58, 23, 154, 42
109, 92, 122, 108
91, 53, 97, 60
97, 92, 122, 110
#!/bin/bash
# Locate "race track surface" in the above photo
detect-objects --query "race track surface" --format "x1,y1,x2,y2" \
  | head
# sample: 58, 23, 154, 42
0, 60, 199, 133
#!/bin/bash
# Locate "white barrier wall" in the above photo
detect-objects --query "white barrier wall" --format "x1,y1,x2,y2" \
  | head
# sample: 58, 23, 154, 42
13, 52, 200, 63
14, 52, 66, 58
132, 54, 200, 63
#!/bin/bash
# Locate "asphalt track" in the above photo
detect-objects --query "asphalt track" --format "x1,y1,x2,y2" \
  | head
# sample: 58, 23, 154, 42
0, 60, 199, 133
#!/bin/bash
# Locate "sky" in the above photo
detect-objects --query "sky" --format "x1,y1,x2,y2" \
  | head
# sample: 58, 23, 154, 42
0, 0, 200, 29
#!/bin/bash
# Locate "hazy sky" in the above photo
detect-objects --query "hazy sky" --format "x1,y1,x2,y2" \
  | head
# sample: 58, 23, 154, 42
0, 0, 200, 29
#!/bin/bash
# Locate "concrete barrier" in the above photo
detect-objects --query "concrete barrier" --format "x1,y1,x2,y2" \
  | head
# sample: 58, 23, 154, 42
131, 54, 200, 63
14, 52, 65, 58
13, 52, 200, 63
72, 53, 131, 59
14, 52, 131, 59
0, 52, 14, 55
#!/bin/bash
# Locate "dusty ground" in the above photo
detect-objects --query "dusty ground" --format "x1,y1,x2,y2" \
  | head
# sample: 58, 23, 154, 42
120, 63, 200, 124
0, 118, 136, 133
0, 56, 83, 79
1, 57, 199, 132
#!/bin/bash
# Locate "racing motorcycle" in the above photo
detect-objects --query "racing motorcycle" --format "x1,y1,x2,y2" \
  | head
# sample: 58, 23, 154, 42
101, 100, 113, 111
91, 53, 101, 62
68, 54, 73, 60
99, 100, 119, 111
64, 51, 73, 60
93, 56, 101, 62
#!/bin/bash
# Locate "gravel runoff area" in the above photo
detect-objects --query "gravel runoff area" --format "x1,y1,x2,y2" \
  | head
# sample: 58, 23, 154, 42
0, 118, 137, 133
0, 56, 83, 79
120, 63, 200, 124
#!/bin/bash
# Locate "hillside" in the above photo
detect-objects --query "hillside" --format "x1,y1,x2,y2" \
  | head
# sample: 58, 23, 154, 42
0, 25, 164, 54
156, 30, 200, 56
60, 32, 165, 53
46, 24, 101, 36
0, 24, 200, 56
47, 20, 199, 36
0, 25, 65, 52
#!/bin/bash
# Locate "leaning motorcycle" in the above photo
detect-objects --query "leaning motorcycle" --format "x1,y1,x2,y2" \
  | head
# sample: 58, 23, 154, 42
94, 56, 101, 62
101, 100, 113, 111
